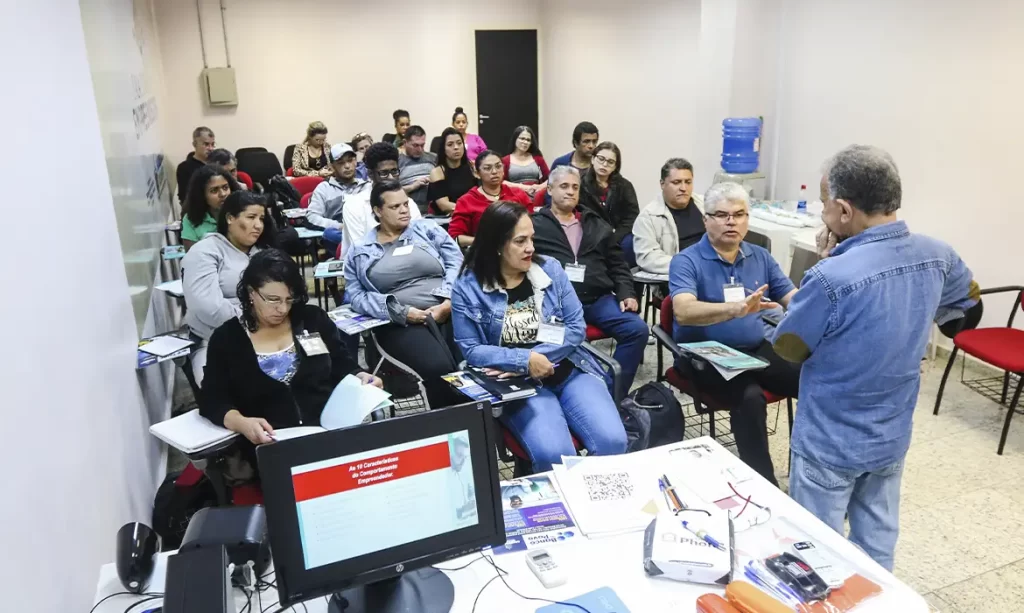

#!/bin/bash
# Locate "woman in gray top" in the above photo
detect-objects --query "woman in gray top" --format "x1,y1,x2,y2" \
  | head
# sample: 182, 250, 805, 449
182, 191, 277, 384
345, 180, 464, 405
502, 125, 550, 198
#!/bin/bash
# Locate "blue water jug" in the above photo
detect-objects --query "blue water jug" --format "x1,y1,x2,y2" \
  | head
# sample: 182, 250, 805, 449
721, 117, 761, 173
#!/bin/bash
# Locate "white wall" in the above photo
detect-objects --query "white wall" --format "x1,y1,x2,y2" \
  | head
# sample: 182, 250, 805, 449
0, 0, 160, 610
539, 0, 702, 205
154, 0, 541, 169
771, 0, 1024, 328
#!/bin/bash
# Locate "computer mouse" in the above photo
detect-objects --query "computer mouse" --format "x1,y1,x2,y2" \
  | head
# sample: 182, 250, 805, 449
115, 522, 160, 593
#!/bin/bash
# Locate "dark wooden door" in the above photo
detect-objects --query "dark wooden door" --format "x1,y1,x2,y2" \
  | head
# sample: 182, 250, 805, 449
475, 30, 538, 155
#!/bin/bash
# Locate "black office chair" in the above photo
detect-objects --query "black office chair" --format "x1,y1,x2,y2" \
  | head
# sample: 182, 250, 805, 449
429, 136, 442, 158
235, 147, 267, 159
283, 144, 296, 172
237, 151, 284, 189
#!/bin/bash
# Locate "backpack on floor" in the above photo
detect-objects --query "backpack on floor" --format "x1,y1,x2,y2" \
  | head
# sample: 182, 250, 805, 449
151, 466, 217, 550
624, 382, 685, 447
618, 397, 652, 452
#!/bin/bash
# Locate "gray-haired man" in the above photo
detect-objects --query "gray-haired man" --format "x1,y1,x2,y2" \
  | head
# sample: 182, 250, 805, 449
773, 145, 979, 571
177, 126, 215, 203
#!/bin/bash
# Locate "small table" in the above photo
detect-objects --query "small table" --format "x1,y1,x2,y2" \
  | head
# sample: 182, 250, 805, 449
312, 260, 345, 309
93, 438, 928, 612
631, 268, 669, 326
748, 215, 820, 275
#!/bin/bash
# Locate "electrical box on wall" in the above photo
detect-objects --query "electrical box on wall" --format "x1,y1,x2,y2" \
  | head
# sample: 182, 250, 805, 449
203, 67, 237, 106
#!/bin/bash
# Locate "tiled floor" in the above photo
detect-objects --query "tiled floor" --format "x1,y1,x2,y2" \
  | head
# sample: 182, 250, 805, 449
172, 314, 1024, 611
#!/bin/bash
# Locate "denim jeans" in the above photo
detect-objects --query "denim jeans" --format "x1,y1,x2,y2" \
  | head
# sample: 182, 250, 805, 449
322, 227, 343, 259
582, 294, 649, 393
789, 451, 904, 571
500, 368, 628, 473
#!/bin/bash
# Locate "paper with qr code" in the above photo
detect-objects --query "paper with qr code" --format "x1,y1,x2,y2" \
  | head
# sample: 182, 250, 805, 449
552, 455, 663, 537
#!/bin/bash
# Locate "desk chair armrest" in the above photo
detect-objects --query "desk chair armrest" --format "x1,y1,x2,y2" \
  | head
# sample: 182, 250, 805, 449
979, 285, 1024, 296
184, 435, 242, 463
652, 325, 684, 358
582, 340, 623, 405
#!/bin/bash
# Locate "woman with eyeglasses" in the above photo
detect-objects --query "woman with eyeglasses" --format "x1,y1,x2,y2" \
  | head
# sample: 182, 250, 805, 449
350, 132, 374, 180
346, 181, 464, 406
291, 121, 333, 178
502, 126, 549, 197
451, 201, 627, 473
200, 249, 382, 447
448, 149, 532, 248
183, 191, 278, 385
427, 127, 476, 215
451, 107, 488, 163
181, 165, 241, 251
580, 141, 639, 258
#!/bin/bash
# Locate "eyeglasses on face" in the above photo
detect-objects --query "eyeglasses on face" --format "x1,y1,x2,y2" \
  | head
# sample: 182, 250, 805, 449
705, 211, 749, 222
479, 163, 504, 173
593, 154, 616, 167
375, 168, 401, 179
257, 290, 298, 307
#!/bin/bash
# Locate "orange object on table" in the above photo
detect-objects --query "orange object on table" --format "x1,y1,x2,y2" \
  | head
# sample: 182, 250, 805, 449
697, 593, 743, 613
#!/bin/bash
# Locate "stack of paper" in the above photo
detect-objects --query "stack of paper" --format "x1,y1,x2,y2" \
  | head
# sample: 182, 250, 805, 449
678, 341, 769, 381
155, 279, 184, 297
632, 269, 669, 283
314, 260, 346, 279
320, 374, 393, 429
149, 409, 238, 453
296, 227, 324, 240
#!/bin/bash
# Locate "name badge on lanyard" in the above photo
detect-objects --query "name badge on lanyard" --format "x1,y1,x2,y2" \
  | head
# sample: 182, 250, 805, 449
723, 276, 746, 304
537, 317, 566, 345
565, 262, 586, 283
297, 331, 329, 356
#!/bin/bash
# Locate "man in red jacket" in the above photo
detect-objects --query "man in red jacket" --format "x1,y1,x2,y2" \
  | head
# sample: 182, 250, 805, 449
448, 149, 533, 248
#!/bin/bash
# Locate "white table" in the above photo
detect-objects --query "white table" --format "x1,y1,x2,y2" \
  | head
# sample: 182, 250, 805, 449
748, 215, 819, 276
93, 438, 926, 612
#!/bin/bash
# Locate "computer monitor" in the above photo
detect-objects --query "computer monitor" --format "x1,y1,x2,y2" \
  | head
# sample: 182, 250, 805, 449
257, 401, 505, 612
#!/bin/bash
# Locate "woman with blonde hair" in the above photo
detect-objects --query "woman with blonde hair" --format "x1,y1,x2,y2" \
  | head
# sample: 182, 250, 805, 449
291, 121, 333, 177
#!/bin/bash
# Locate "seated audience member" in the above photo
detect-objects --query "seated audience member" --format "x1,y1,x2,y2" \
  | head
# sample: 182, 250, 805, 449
669, 182, 798, 485
532, 166, 648, 392
206, 148, 238, 178
308, 143, 369, 256
773, 145, 979, 572
449, 150, 533, 248
398, 125, 436, 215
580, 142, 639, 261
345, 181, 464, 405
382, 109, 410, 149
634, 158, 705, 275
181, 165, 241, 250
451, 107, 487, 163
343, 142, 423, 255
183, 191, 278, 384
291, 121, 333, 178
176, 126, 216, 203
451, 201, 627, 473
350, 132, 374, 180
550, 121, 599, 172
427, 127, 476, 215
201, 249, 382, 447
503, 125, 548, 196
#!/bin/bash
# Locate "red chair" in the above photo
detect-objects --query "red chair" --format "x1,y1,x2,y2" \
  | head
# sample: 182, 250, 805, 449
532, 186, 547, 210
236, 170, 254, 190
653, 297, 794, 441
285, 167, 294, 177
934, 286, 1024, 455
290, 175, 324, 197
300, 192, 313, 209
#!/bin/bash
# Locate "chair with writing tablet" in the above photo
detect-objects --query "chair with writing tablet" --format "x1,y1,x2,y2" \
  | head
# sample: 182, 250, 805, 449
290, 175, 324, 197
653, 297, 794, 446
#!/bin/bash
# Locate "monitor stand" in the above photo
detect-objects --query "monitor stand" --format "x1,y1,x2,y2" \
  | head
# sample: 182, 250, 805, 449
328, 568, 455, 613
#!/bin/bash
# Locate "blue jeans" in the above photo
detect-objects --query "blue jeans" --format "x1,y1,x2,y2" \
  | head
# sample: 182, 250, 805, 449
582, 294, 649, 393
322, 227, 342, 258
789, 452, 904, 571
501, 368, 627, 473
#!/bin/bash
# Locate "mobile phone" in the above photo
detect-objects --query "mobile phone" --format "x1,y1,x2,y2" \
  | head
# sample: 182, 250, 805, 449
764, 552, 831, 602
328, 262, 343, 272
792, 541, 847, 588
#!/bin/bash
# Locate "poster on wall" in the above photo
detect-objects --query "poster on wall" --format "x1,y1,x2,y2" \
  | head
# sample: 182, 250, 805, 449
80, 0, 173, 336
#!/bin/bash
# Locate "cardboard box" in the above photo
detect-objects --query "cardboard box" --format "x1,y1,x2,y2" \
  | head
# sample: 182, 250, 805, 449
643, 511, 734, 586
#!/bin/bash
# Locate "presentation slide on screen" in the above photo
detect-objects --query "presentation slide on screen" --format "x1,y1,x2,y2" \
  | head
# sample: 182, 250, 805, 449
291, 431, 479, 569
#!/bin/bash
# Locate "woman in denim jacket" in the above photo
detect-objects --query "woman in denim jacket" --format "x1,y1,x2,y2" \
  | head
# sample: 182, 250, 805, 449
345, 180, 464, 405
451, 200, 627, 472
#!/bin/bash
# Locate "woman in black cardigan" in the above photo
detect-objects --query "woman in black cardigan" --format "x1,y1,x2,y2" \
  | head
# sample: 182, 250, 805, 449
579, 141, 639, 249
200, 249, 383, 445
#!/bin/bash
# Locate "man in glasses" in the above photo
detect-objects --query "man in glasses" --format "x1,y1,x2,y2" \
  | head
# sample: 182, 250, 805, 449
342, 141, 422, 256
668, 181, 800, 486
398, 125, 437, 215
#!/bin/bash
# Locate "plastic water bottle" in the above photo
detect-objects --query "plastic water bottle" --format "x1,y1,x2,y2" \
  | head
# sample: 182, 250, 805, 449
797, 185, 808, 213
720, 118, 762, 173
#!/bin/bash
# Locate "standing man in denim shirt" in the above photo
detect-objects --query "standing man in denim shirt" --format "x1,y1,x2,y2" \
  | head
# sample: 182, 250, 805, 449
773, 145, 979, 571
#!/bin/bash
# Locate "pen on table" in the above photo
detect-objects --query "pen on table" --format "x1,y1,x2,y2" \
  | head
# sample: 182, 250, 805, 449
680, 520, 726, 551
660, 474, 686, 511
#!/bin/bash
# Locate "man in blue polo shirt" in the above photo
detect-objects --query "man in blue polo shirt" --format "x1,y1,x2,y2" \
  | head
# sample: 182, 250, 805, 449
669, 182, 799, 485
772, 145, 978, 571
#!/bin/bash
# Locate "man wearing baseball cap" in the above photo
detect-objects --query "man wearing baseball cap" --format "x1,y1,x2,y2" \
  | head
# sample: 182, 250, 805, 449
308, 142, 370, 256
